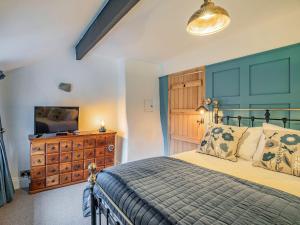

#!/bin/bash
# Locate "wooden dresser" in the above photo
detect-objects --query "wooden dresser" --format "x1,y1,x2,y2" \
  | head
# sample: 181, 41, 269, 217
29, 131, 116, 194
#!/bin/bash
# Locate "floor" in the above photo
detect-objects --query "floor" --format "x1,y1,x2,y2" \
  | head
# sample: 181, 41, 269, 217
0, 183, 91, 225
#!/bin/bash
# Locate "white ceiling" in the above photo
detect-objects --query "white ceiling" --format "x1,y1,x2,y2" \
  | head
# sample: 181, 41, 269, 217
0, 0, 107, 71
1, 0, 300, 72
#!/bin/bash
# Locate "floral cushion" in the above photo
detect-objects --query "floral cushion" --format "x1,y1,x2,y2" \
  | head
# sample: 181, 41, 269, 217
197, 124, 247, 162
253, 129, 300, 177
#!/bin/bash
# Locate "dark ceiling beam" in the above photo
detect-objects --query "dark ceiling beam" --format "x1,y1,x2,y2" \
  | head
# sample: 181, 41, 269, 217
75, 0, 141, 60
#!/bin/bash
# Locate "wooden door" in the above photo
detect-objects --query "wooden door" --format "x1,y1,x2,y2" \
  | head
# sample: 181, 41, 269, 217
168, 67, 205, 155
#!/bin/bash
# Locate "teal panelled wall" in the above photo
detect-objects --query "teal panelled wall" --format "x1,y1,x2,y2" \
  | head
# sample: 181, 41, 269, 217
159, 76, 169, 155
206, 43, 300, 128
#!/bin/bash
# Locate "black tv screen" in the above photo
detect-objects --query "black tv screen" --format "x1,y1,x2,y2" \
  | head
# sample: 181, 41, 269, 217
34, 106, 79, 134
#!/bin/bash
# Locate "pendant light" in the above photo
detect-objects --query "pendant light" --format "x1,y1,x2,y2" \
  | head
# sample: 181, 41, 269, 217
187, 0, 230, 36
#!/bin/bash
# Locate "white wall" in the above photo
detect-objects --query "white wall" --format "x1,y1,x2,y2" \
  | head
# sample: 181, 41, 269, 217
116, 60, 128, 164
3, 50, 121, 187
124, 60, 164, 162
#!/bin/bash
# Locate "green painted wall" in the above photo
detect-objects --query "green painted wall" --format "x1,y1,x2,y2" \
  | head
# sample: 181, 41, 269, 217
206, 43, 300, 128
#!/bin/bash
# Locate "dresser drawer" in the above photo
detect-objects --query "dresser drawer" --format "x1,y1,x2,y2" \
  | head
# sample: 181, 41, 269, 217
31, 179, 45, 190
46, 164, 59, 176
105, 145, 115, 157
105, 156, 114, 166
46, 143, 59, 154
96, 165, 105, 172
95, 157, 105, 167
60, 152, 72, 163
73, 139, 84, 151
46, 175, 59, 187
72, 171, 83, 182
96, 136, 106, 147
72, 150, 84, 161
60, 173, 72, 184
72, 160, 83, 171
31, 143, 45, 155
31, 166, 45, 179
46, 153, 59, 165
84, 159, 95, 170
84, 138, 95, 149
60, 163, 72, 173
95, 147, 105, 157
84, 149, 95, 159
60, 141, 72, 152
84, 170, 89, 180
31, 155, 45, 167
106, 135, 115, 145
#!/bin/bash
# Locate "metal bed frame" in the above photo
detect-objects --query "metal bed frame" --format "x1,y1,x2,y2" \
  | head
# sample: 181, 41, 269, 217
88, 107, 300, 225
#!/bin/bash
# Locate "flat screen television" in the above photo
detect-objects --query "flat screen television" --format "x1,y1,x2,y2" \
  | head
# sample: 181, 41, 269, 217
34, 106, 79, 135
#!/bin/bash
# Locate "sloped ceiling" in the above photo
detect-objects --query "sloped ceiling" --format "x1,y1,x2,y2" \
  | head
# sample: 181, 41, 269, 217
0, 0, 107, 71
89, 0, 300, 73
1, 0, 300, 72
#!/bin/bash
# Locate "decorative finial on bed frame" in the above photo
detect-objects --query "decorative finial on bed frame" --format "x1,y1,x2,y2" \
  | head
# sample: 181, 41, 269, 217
88, 163, 97, 186
88, 163, 97, 225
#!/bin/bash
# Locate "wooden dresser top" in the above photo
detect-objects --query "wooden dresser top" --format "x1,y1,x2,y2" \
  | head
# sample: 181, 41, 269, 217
29, 130, 117, 141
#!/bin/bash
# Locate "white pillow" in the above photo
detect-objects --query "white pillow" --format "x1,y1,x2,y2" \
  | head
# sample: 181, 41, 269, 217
252, 123, 286, 161
237, 127, 263, 161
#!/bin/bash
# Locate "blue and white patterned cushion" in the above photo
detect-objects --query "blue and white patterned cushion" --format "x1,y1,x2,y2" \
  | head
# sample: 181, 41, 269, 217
198, 124, 247, 161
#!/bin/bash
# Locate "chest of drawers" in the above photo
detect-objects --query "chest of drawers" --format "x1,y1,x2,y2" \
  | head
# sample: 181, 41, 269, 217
29, 131, 116, 193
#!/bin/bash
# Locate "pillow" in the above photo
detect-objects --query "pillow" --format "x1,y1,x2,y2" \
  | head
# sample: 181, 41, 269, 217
252, 123, 286, 161
237, 127, 263, 161
253, 128, 300, 177
198, 124, 247, 162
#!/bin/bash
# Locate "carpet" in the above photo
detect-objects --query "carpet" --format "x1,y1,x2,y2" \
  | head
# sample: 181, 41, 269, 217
0, 183, 90, 225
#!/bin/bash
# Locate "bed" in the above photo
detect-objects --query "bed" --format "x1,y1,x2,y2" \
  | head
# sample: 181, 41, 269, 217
83, 109, 300, 225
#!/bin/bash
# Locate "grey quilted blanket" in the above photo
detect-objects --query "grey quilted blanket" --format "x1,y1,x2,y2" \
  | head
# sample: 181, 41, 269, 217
83, 157, 300, 225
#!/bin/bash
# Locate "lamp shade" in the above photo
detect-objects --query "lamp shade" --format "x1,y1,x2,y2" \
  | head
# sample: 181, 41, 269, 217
196, 105, 209, 115
187, 0, 230, 36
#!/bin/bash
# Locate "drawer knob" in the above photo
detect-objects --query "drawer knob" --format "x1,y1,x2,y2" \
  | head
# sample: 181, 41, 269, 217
65, 145, 68, 148
51, 169, 56, 173
52, 146, 56, 150
51, 180, 55, 183
108, 145, 114, 152
65, 177, 68, 180
37, 159, 42, 163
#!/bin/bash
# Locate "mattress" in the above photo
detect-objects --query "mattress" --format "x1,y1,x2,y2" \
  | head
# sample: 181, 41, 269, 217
83, 156, 300, 225
174, 150, 300, 197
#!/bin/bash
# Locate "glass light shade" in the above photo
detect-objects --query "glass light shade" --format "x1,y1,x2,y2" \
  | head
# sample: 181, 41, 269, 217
187, 0, 230, 36
196, 105, 209, 115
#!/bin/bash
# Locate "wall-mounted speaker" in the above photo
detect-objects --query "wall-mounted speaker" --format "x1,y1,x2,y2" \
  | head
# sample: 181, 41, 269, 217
58, 83, 72, 92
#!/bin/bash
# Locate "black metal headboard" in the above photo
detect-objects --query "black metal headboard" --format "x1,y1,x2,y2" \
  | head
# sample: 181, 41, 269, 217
214, 108, 300, 128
